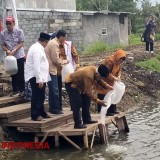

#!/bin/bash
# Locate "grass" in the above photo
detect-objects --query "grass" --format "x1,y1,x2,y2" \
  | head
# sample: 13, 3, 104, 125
128, 34, 143, 46
136, 53, 160, 73
81, 41, 125, 55
80, 34, 143, 55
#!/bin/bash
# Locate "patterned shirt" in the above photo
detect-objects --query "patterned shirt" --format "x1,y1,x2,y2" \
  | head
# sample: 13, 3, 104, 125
0, 28, 25, 59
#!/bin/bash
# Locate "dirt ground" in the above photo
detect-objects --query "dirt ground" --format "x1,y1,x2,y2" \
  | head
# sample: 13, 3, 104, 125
0, 42, 160, 112
80, 41, 160, 112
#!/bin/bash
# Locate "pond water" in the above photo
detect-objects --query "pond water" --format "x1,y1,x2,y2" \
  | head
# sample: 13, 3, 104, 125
12, 101, 160, 160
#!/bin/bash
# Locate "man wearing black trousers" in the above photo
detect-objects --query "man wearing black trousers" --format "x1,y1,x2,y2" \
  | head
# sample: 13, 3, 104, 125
0, 16, 25, 96
25, 32, 52, 121
65, 64, 114, 129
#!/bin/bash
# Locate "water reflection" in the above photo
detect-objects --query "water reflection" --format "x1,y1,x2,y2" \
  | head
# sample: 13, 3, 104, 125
12, 102, 160, 160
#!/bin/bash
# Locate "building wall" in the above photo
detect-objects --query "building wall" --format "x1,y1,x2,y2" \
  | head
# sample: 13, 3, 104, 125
6, 0, 76, 10
82, 13, 128, 45
0, 8, 128, 62
6, 10, 83, 53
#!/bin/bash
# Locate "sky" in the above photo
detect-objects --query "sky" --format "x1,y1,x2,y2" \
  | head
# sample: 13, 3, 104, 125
151, 0, 160, 5
137, 0, 160, 9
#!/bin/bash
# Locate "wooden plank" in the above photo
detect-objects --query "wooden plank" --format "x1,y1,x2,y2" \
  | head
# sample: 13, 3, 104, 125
4, 109, 72, 128
90, 126, 97, 149
37, 123, 98, 137
0, 96, 24, 106
83, 131, 88, 148
18, 127, 41, 132
54, 132, 59, 147
0, 102, 48, 118
17, 116, 73, 133
115, 118, 124, 133
59, 131, 82, 150
98, 124, 106, 143
113, 112, 125, 119
122, 116, 130, 133
1, 112, 30, 123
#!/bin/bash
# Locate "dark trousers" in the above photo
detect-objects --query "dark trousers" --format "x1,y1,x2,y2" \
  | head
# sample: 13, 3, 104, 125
97, 94, 117, 113
48, 74, 61, 113
11, 57, 25, 92
146, 42, 153, 51
65, 82, 91, 126
57, 75, 62, 110
29, 77, 47, 120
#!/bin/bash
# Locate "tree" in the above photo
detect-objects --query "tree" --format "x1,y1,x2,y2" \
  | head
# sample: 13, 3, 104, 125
76, 0, 109, 11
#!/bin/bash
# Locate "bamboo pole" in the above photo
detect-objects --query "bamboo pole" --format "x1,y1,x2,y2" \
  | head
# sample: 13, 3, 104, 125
40, 132, 50, 143
90, 126, 97, 149
59, 131, 82, 150
83, 131, 89, 148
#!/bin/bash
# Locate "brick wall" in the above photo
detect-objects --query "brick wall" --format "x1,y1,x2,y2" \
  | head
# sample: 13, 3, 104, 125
6, 10, 83, 53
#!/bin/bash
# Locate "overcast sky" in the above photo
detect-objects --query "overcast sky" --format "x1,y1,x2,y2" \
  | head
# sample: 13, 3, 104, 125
137, 0, 160, 8
151, 0, 160, 5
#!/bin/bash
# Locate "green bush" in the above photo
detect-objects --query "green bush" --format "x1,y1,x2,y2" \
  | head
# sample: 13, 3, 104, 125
155, 33, 160, 41
129, 34, 143, 46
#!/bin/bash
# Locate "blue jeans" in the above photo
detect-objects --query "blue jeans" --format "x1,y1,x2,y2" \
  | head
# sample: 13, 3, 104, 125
48, 74, 61, 113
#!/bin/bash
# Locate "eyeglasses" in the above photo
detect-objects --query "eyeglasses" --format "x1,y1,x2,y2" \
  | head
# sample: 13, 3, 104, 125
6, 23, 12, 25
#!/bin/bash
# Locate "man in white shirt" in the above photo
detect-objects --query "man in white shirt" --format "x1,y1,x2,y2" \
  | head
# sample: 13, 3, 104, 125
25, 32, 52, 121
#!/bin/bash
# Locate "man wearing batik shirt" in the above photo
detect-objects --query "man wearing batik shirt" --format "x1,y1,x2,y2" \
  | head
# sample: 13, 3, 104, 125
0, 16, 25, 96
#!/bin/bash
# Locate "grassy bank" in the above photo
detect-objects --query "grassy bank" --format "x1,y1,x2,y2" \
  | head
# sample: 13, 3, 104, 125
81, 34, 143, 55
136, 53, 160, 73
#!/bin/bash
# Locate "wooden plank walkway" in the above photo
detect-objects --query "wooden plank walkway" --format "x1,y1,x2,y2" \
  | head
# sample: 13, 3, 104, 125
34, 113, 129, 149
0, 101, 48, 123
0, 96, 129, 149
0, 96, 25, 108
7, 108, 73, 132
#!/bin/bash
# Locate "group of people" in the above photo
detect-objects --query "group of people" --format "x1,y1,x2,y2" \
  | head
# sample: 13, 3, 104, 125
0, 16, 127, 129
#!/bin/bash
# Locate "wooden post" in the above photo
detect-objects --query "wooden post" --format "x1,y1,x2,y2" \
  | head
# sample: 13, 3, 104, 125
115, 118, 124, 133
90, 126, 97, 149
40, 132, 49, 143
122, 116, 129, 133
34, 136, 39, 142
55, 132, 59, 147
98, 124, 107, 143
59, 131, 82, 150
83, 131, 88, 148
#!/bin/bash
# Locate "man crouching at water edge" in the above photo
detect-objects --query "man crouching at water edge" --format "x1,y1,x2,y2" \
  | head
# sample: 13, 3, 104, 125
65, 64, 117, 129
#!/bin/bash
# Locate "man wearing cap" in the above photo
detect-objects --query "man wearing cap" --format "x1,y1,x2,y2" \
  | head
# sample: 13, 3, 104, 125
0, 16, 25, 96
25, 32, 52, 121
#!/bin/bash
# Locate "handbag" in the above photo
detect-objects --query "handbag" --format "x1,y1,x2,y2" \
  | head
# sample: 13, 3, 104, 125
141, 36, 144, 42
150, 34, 155, 41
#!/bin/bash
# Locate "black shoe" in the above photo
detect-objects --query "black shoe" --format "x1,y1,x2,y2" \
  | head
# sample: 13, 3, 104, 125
43, 114, 53, 118
10, 91, 19, 97
50, 110, 64, 114
113, 111, 119, 114
106, 113, 114, 116
106, 112, 119, 116
83, 120, 98, 124
18, 91, 25, 97
32, 116, 46, 121
74, 124, 87, 129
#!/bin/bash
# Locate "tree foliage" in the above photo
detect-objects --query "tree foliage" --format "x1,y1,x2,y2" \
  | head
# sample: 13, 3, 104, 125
76, 0, 160, 33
